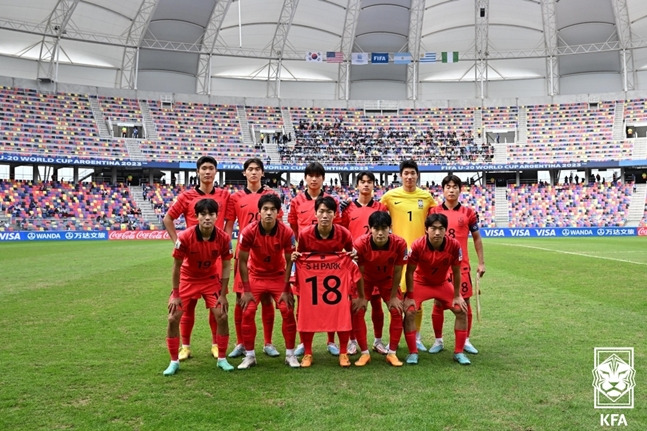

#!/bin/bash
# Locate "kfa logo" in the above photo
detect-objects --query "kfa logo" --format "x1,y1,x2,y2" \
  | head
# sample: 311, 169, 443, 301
592, 347, 635, 409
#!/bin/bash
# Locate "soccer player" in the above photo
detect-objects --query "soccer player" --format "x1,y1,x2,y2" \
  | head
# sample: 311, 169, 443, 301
354, 211, 411, 367
236, 194, 300, 369
163, 156, 230, 361
288, 162, 342, 356
380, 159, 437, 351
428, 174, 486, 355
404, 213, 470, 365
224, 158, 281, 359
163, 198, 234, 376
292, 196, 366, 367
341, 171, 389, 355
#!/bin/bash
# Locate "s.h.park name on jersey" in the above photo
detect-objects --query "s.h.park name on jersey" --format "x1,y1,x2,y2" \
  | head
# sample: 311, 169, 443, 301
305, 261, 342, 270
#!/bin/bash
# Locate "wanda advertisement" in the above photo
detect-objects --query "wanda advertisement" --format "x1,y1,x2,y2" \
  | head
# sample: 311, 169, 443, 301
108, 230, 171, 240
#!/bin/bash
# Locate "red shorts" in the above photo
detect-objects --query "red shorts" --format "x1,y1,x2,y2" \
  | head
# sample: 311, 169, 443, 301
172, 278, 222, 309
412, 280, 456, 310
249, 275, 285, 305
365, 282, 403, 303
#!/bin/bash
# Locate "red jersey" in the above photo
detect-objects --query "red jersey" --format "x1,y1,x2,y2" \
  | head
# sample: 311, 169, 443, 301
238, 221, 295, 279
295, 252, 360, 332
354, 233, 408, 285
341, 199, 388, 239
172, 225, 234, 284
225, 187, 284, 231
287, 190, 342, 236
166, 185, 230, 230
429, 202, 479, 265
408, 235, 462, 286
297, 224, 353, 253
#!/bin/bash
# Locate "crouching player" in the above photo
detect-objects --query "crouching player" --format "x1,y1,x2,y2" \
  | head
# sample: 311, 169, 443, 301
237, 194, 300, 369
353, 211, 412, 367
163, 198, 234, 376
404, 213, 470, 365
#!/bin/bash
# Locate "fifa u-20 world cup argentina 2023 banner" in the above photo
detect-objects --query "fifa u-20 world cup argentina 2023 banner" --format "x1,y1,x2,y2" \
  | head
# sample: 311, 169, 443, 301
0, 227, 644, 242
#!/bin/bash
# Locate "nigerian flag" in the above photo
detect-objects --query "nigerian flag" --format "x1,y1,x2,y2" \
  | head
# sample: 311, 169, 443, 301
441, 51, 459, 63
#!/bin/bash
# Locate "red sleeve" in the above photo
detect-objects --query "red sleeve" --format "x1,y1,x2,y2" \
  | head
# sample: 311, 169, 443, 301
224, 192, 238, 222
287, 195, 299, 226
166, 192, 188, 220
238, 223, 254, 252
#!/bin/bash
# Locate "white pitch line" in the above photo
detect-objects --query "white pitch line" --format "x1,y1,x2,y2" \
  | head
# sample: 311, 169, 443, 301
499, 243, 647, 266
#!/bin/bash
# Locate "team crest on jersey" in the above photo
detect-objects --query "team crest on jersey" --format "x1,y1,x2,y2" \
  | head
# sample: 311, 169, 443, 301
417, 199, 423, 209
458, 216, 465, 226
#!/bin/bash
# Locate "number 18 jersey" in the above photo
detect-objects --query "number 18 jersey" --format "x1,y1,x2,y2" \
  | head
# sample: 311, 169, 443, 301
295, 253, 360, 332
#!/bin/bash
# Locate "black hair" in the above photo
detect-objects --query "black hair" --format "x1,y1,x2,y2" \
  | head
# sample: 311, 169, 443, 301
356, 171, 376, 185
194, 198, 219, 215
399, 159, 419, 175
425, 213, 448, 229
257, 193, 281, 212
314, 195, 337, 213
304, 162, 326, 177
244, 157, 264, 171
368, 211, 391, 229
442, 174, 462, 188
196, 156, 218, 169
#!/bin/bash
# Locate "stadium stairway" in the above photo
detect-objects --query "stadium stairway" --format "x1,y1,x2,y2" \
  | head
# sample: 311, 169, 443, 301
139, 100, 159, 140
632, 137, 647, 160
129, 185, 163, 229
517, 107, 528, 143
612, 101, 625, 140
88, 96, 112, 139
237, 106, 254, 145
625, 183, 646, 227
123, 138, 146, 161
494, 187, 509, 227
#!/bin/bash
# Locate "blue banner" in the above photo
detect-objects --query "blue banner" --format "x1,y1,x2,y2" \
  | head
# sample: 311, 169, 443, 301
480, 227, 637, 238
0, 230, 109, 242
2, 152, 646, 173
371, 53, 389, 64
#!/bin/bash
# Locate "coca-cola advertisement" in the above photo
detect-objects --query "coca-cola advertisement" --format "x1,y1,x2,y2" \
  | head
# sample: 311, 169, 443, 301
638, 227, 647, 237
109, 230, 170, 240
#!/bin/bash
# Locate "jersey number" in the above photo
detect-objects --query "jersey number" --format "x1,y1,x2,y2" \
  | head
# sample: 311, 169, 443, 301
305, 275, 342, 305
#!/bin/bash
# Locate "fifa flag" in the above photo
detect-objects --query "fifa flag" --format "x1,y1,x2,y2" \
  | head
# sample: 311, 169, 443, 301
326, 51, 344, 63
351, 52, 369, 65
419, 52, 437, 63
441, 51, 459, 63
371, 52, 389, 64
305, 51, 323, 62
394, 52, 412, 65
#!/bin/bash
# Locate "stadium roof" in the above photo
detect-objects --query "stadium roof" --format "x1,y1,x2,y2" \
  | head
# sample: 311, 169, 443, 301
1, 0, 647, 96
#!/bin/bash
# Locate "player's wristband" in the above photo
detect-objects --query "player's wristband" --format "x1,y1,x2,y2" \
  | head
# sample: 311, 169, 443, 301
283, 281, 292, 293
242, 281, 251, 293
171, 288, 180, 298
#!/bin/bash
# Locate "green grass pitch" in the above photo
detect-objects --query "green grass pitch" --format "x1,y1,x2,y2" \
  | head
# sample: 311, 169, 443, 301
0, 237, 645, 430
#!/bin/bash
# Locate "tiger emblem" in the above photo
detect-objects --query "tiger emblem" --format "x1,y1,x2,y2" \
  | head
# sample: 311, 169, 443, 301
592, 354, 636, 402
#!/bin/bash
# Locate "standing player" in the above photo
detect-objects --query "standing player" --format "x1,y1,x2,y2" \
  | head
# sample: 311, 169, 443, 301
428, 174, 485, 355
404, 213, 470, 365
380, 159, 437, 351
354, 211, 412, 367
236, 194, 300, 369
224, 158, 281, 359
163, 156, 230, 361
163, 198, 234, 375
292, 196, 366, 367
288, 162, 342, 356
341, 171, 389, 355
